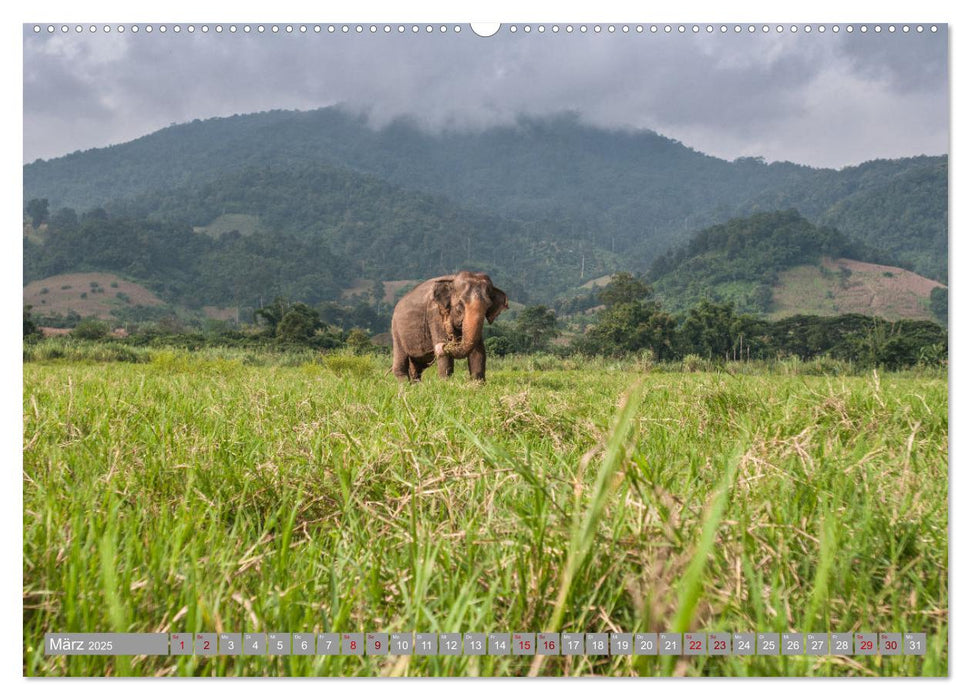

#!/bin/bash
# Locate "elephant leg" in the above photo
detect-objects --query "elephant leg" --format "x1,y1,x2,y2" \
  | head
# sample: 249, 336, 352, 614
410, 357, 432, 382
437, 354, 454, 379
392, 344, 410, 382
468, 342, 486, 381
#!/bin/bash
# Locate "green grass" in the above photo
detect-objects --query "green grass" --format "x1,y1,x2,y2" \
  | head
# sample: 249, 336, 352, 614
23, 351, 948, 676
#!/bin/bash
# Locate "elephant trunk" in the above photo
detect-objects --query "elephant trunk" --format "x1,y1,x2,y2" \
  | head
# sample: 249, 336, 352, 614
447, 299, 486, 359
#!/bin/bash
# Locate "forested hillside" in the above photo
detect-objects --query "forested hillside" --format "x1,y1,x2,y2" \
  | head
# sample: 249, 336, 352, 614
108, 163, 617, 298
648, 211, 942, 317
24, 107, 948, 283
23, 207, 349, 310
24, 164, 620, 309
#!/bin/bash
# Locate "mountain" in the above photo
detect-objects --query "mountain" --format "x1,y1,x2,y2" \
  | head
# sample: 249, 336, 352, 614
648, 210, 945, 321
23, 107, 948, 283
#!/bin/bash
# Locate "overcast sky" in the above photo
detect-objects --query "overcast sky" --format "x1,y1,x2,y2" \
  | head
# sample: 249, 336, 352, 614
22, 23, 948, 168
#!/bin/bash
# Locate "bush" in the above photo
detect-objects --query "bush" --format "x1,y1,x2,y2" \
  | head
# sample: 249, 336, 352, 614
682, 354, 708, 373
485, 336, 512, 357
71, 318, 110, 340
637, 348, 655, 372
345, 328, 373, 355
322, 353, 375, 377
23, 339, 148, 363
275, 303, 322, 343
23, 306, 42, 341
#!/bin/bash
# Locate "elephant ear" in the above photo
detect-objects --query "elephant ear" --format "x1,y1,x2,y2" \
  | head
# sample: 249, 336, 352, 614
432, 279, 453, 314
486, 288, 509, 324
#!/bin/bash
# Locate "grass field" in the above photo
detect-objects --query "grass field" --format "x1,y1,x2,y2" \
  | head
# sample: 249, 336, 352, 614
22, 350, 948, 676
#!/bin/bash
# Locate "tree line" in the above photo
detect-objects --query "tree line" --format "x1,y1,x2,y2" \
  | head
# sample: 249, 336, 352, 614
488, 273, 947, 370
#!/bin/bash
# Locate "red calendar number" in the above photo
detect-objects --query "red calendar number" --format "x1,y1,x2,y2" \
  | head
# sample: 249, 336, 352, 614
203, 640, 210, 650
713, 640, 727, 651
544, 641, 555, 650
861, 641, 873, 650
350, 641, 357, 650
885, 640, 897, 651
689, 640, 702, 650
519, 640, 531, 650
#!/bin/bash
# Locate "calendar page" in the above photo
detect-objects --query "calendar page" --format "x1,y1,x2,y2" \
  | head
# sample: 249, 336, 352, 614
22, 8, 949, 681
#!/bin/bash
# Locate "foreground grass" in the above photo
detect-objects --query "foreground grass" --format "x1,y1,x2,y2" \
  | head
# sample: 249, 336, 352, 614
23, 353, 948, 676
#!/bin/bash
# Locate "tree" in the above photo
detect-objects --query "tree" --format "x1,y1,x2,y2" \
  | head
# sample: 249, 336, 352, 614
515, 305, 558, 352
371, 279, 386, 306
598, 272, 653, 308
750, 284, 774, 313
254, 297, 290, 334
678, 300, 741, 359
345, 327, 373, 354
276, 302, 322, 343
23, 306, 41, 340
50, 207, 78, 232
582, 301, 676, 358
930, 286, 947, 326
25, 198, 49, 228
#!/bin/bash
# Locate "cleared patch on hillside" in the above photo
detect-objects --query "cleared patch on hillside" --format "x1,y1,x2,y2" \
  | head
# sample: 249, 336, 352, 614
382, 280, 421, 304
345, 279, 423, 304
341, 278, 380, 301
193, 213, 260, 238
580, 274, 614, 289
24, 273, 164, 319
771, 257, 944, 321
203, 306, 238, 321
371, 331, 392, 347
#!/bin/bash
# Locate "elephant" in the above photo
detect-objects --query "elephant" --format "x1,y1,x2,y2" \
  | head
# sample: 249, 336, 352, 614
391, 271, 508, 382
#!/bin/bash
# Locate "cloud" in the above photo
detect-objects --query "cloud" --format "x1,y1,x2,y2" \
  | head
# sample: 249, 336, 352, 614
23, 25, 948, 167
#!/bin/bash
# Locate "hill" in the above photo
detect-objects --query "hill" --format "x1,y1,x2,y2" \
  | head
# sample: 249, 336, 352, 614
771, 258, 945, 322
23, 272, 165, 321
23, 206, 351, 313
647, 210, 944, 320
23, 164, 619, 311
106, 162, 617, 299
24, 107, 948, 283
